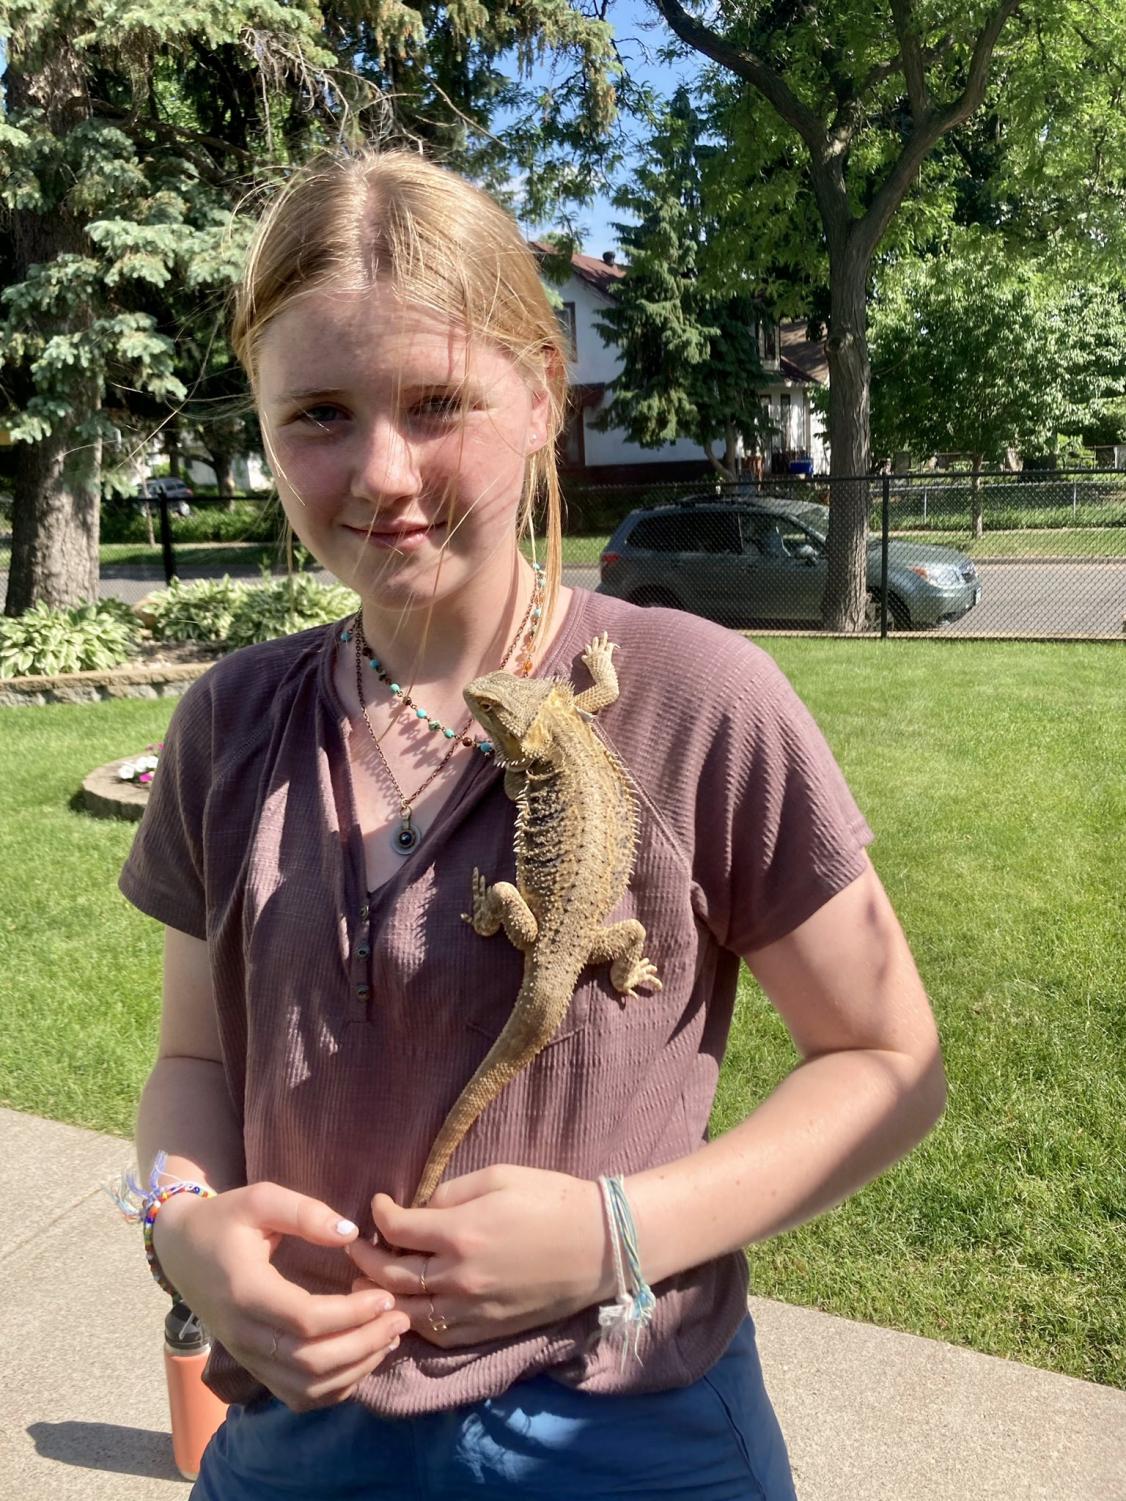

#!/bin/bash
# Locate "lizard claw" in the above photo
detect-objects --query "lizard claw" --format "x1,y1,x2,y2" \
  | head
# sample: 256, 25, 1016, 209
581, 631, 617, 676
614, 955, 662, 997
463, 868, 500, 936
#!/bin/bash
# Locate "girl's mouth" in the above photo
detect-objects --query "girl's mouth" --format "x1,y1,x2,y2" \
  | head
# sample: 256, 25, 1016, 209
344, 521, 445, 552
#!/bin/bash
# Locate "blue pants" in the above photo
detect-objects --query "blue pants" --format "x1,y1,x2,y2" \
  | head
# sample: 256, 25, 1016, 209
192, 1317, 795, 1500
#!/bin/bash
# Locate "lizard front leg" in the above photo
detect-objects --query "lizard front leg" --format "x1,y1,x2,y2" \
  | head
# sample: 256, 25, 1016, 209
462, 868, 539, 952
574, 631, 620, 716
587, 918, 662, 997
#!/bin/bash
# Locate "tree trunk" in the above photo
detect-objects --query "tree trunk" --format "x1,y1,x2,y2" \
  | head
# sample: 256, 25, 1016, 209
5, 387, 101, 613
702, 437, 737, 481
3, 40, 102, 613
166, 423, 182, 480
820, 241, 872, 632
971, 454, 984, 540
206, 446, 237, 503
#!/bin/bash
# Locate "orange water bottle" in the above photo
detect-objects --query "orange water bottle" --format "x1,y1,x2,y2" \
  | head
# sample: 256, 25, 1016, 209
163, 1301, 229, 1481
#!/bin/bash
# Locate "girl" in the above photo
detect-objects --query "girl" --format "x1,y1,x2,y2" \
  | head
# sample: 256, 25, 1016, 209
122, 151, 945, 1499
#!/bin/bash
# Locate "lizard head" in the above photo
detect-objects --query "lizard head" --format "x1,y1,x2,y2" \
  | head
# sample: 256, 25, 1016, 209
463, 672, 570, 765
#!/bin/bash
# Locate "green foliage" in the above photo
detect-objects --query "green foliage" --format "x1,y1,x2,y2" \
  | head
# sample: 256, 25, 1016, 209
0, 600, 140, 677
145, 573, 359, 646
226, 573, 361, 646
100, 498, 282, 545
869, 230, 1126, 465
594, 90, 769, 473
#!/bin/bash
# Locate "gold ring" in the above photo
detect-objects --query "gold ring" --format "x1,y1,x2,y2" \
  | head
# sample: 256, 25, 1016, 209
427, 1298, 450, 1335
419, 1255, 430, 1297
269, 1327, 280, 1359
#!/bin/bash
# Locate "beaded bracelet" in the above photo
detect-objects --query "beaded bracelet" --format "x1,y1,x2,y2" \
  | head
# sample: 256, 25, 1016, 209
142, 1181, 216, 1297
597, 1174, 656, 1363
105, 1150, 215, 1300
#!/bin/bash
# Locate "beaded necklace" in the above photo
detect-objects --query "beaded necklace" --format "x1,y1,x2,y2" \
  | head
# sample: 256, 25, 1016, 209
340, 563, 545, 855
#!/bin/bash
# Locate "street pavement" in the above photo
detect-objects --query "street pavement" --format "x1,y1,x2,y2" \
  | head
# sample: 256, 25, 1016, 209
3, 557, 1120, 638
1, 1105, 1123, 1500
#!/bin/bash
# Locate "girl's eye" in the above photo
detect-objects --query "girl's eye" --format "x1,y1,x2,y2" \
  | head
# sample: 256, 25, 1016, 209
298, 405, 345, 427
411, 394, 465, 420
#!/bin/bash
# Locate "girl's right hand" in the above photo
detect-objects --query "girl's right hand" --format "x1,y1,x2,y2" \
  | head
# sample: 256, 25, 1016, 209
152, 1182, 409, 1412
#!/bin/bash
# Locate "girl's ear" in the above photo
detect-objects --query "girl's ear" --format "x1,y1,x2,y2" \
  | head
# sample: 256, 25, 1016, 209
526, 383, 552, 456
525, 342, 564, 456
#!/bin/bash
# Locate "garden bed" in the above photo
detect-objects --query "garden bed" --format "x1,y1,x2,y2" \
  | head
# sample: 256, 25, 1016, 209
0, 639, 218, 706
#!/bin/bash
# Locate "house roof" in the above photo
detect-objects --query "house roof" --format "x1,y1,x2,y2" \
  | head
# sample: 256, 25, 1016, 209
531, 241, 829, 384
529, 240, 625, 298
780, 320, 828, 384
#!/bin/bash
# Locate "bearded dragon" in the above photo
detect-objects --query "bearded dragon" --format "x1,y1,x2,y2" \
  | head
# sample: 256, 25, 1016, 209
411, 632, 661, 1207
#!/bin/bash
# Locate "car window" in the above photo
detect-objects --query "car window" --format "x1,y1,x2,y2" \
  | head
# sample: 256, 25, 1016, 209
628, 509, 743, 554
746, 517, 823, 560
694, 510, 742, 555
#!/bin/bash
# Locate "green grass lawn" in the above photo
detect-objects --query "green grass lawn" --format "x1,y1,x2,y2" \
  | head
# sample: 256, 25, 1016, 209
1, 639, 1122, 1387
890, 527, 1126, 558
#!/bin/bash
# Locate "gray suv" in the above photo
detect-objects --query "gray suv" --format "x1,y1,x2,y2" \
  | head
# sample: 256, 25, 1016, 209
597, 496, 980, 630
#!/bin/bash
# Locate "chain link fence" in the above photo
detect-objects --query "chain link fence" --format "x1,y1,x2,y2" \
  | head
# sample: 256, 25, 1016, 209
3, 472, 1123, 639
580, 470, 1126, 640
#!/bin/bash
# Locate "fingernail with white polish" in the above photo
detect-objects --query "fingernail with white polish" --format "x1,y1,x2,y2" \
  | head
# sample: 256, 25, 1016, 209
381, 1298, 394, 1311
335, 1219, 358, 1236
388, 1336, 400, 1350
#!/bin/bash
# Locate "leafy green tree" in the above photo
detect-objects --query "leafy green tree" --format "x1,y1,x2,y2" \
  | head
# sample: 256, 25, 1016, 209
870, 230, 1126, 534
648, 0, 1126, 628
1, 0, 621, 612
593, 89, 768, 479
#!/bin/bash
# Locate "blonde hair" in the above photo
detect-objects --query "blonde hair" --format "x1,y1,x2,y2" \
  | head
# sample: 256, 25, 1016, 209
231, 150, 567, 628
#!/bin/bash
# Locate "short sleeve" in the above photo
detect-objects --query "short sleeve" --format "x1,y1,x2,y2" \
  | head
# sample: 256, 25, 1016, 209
118, 678, 213, 940
693, 651, 873, 955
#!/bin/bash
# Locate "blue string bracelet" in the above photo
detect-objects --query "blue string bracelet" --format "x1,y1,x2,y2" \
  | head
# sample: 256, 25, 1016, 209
597, 1174, 656, 1362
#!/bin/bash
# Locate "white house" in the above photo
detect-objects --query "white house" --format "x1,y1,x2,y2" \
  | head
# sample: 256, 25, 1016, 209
541, 245, 829, 482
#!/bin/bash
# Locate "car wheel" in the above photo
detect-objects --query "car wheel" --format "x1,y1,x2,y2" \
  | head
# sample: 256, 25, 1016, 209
628, 586, 682, 610
866, 592, 910, 631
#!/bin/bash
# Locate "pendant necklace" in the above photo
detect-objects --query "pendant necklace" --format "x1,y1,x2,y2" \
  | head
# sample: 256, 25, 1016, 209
342, 563, 545, 855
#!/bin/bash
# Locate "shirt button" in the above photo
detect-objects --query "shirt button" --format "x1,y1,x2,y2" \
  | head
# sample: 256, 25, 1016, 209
356, 983, 370, 999
359, 904, 370, 920
356, 944, 370, 959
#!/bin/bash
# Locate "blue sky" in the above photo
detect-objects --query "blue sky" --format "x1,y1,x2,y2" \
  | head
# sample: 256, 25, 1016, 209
505, 0, 700, 255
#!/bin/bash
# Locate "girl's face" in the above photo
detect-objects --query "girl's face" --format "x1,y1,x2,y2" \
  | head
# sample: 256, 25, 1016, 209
256, 283, 548, 610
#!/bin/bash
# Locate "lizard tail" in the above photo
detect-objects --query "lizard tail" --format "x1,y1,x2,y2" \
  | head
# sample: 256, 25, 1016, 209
411, 1053, 530, 1207
411, 1001, 555, 1205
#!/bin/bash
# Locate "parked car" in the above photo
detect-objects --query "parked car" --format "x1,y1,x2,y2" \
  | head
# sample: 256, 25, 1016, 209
138, 476, 193, 516
597, 495, 980, 630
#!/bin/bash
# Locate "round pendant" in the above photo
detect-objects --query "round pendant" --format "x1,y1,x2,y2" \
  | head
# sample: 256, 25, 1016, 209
393, 819, 421, 855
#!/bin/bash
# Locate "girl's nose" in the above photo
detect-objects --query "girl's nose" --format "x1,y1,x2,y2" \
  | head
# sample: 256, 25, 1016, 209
351, 416, 420, 505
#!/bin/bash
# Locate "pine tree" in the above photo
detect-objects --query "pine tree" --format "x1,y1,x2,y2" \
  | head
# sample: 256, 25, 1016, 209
594, 90, 768, 480
0, 0, 620, 611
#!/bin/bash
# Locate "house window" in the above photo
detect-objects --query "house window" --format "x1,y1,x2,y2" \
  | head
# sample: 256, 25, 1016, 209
558, 302, 577, 359
780, 393, 792, 446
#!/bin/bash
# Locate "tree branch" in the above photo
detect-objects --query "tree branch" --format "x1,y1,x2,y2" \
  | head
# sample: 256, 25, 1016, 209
650, 0, 824, 151
890, 0, 928, 118
855, 0, 1022, 262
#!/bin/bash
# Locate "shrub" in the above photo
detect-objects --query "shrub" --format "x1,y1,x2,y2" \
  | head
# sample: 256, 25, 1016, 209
226, 574, 360, 647
147, 574, 359, 647
0, 601, 140, 678
145, 577, 245, 644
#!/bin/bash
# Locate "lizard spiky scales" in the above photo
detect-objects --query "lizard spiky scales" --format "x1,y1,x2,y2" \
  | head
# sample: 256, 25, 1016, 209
411, 634, 661, 1206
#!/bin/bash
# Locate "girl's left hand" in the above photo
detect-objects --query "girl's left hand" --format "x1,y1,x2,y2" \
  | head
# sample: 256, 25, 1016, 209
345, 1166, 613, 1346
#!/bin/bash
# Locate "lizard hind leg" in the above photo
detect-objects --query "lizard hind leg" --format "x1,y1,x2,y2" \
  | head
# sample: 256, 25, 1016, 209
588, 918, 663, 998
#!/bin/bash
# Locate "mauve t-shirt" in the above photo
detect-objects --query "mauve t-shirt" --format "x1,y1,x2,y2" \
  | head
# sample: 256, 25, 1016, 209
120, 587, 873, 1416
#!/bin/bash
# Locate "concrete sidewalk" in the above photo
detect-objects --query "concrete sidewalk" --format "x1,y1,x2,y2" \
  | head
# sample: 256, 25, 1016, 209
1, 1106, 1121, 1500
